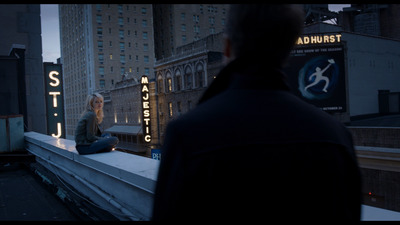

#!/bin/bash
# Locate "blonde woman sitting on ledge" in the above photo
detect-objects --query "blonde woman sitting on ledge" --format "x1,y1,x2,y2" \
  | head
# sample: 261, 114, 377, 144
75, 93, 119, 155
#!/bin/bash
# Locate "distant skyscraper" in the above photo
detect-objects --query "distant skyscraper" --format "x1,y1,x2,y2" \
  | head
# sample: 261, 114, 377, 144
152, 4, 229, 60
59, 4, 155, 139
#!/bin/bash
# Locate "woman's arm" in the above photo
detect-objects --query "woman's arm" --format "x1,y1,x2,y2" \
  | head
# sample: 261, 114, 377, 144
85, 112, 101, 142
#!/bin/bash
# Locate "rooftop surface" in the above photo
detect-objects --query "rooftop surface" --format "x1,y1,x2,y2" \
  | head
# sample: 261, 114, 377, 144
349, 114, 400, 127
0, 163, 79, 221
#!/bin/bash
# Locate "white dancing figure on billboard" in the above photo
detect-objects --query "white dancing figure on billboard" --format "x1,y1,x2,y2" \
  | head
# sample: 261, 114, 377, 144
305, 59, 335, 93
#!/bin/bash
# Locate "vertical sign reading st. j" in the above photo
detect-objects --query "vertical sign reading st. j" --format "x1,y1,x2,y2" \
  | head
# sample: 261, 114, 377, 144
141, 75, 151, 143
44, 62, 65, 138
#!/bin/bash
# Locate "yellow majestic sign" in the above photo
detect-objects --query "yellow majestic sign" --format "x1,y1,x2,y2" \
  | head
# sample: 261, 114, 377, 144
141, 75, 151, 143
296, 34, 342, 45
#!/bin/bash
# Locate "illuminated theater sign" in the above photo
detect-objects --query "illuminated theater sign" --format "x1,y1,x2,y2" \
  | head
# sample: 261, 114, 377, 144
296, 33, 342, 45
141, 75, 152, 143
285, 33, 346, 112
44, 62, 65, 138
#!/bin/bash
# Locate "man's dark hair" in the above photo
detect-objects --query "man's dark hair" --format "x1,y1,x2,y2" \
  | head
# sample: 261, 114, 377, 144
226, 4, 304, 67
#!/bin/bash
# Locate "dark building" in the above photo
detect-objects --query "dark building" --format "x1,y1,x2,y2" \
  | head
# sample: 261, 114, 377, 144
152, 4, 229, 60
338, 4, 400, 40
0, 4, 45, 133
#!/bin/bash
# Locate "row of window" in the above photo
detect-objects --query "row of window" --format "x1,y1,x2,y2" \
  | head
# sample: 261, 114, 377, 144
96, 4, 148, 15
161, 101, 192, 119
97, 27, 148, 38
180, 24, 221, 33
96, 15, 148, 27
179, 14, 225, 25
97, 31, 148, 48
97, 41, 149, 51
157, 70, 206, 93
98, 54, 150, 64
98, 66, 149, 76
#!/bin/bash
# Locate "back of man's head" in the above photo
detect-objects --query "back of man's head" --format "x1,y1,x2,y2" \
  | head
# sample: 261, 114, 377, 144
226, 4, 304, 67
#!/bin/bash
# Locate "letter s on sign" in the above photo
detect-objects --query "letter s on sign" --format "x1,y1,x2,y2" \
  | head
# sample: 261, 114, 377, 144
49, 71, 60, 87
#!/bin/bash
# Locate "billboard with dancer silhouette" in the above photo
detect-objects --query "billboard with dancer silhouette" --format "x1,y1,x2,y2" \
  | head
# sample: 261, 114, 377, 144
285, 44, 346, 112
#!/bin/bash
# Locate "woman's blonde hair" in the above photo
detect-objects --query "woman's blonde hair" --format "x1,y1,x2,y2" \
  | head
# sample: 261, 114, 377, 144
83, 92, 104, 124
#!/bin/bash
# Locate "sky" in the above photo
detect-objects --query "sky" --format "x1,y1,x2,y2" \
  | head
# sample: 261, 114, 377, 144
40, 4, 351, 64
41, 4, 59, 63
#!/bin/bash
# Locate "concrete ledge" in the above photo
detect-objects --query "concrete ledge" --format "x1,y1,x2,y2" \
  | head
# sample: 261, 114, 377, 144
355, 145, 400, 172
24, 132, 159, 221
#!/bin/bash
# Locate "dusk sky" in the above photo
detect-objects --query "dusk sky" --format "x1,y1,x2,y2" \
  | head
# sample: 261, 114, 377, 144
40, 4, 351, 63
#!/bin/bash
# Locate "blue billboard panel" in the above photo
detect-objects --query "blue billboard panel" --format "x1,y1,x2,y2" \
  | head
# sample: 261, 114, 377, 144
285, 43, 346, 112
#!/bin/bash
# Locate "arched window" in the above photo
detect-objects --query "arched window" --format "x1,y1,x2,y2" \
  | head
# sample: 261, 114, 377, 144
165, 71, 172, 93
175, 69, 182, 91
195, 62, 204, 88
157, 73, 164, 93
184, 66, 192, 90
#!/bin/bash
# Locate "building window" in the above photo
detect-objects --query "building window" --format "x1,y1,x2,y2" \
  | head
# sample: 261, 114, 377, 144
144, 55, 149, 63
166, 77, 172, 93
209, 17, 215, 25
97, 27, 103, 35
157, 75, 163, 93
120, 55, 125, 64
181, 13, 185, 20
99, 67, 104, 77
196, 63, 205, 88
181, 24, 186, 32
184, 67, 192, 89
165, 72, 172, 93
194, 25, 200, 33
210, 27, 215, 34
142, 19, 147, 27
143, 32, 148, 40
97, 40, 103, 48
175, 70, 182, 91
141, 7, 147, 15
109, 54, 113, 60
98, 54, 104, 62
145, 68, 149, 75
168, 102, 173, 117
193, 15, 199, 22
143, 43, 148, 51
119, 30, 124, 39
100, 79, 105, 88
177, 102, 182, 114
118, 17, 123, 26
96, 15, 102, 24
120, 42, 125, 51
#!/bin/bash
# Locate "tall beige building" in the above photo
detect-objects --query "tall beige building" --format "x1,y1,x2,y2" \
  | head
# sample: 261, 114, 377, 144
59, 4, 155, 139
152, 4, 229, 60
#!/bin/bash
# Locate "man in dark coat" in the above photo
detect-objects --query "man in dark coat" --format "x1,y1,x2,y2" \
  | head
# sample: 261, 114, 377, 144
152, 4, 361, 221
